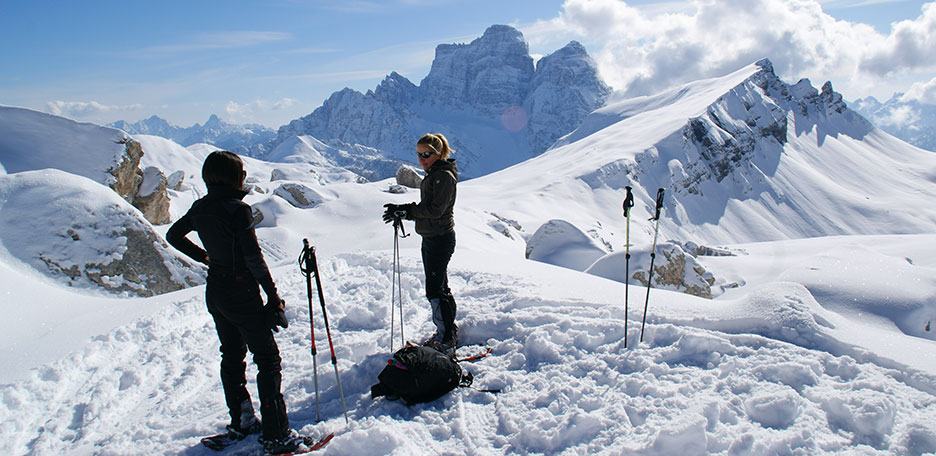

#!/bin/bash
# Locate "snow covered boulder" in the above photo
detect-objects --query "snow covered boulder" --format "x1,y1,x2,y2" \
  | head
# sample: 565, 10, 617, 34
133, 166, 170, 225
525, 219, 607, 271
273, 183, 326, 209
587, 242, 715, 298
166, 170, 185, 191
0, 169, 205, 296
395, 164, 423, 188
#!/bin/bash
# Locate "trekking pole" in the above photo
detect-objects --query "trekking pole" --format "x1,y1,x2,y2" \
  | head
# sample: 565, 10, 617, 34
390, 212, 409, 352
622, 186, 635, 348
302, 240, 350, 425
639, 188, 665, 343
298, 240, 322, 422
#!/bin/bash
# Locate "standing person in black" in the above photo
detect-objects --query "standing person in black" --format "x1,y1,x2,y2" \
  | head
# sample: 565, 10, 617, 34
167, 151, 306, 454
383, 133, 459, 355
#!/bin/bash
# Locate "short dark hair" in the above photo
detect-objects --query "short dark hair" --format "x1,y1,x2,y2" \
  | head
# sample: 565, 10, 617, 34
202, 150, 244, 188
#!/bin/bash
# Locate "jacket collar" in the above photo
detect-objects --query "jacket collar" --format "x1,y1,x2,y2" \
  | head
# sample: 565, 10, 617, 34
207, 185, 248, 200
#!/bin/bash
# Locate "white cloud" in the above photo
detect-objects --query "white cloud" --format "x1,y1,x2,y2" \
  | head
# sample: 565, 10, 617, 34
901, 75, 936, 103
273, 98, 296, 110
860, 3, 936, 76
46, 101, 143, 118
525, 0, 936, 98
225, 101, 260, 118
225, 98, 298, 122
878, 104, 919, 128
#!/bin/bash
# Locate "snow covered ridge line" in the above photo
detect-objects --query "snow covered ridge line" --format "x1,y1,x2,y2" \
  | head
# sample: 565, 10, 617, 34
0, 105, 172, 225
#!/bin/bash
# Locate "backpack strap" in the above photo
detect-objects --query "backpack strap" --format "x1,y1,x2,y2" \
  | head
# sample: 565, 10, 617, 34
459, 371, 474, 388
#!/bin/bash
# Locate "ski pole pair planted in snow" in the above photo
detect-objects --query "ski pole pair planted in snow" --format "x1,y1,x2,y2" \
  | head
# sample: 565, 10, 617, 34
389, 210, 409, 352
621, 187, 665, 347
298, 239, 349, 425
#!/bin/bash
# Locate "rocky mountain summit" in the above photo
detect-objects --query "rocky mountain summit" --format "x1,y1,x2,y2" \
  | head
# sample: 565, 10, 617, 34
262, 25, 611, 178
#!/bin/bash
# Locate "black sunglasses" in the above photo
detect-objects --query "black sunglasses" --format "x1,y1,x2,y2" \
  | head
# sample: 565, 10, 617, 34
417, 151, 436, 159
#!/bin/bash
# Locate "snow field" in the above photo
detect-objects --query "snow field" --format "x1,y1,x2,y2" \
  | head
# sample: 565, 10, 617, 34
4, 250, 936, 455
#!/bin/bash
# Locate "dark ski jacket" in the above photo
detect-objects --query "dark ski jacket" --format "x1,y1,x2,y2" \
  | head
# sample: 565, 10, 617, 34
411, 158, 457, 237
166, 185, 277, 299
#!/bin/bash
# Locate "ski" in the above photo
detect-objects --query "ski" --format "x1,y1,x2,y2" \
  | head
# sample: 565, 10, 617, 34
274, 432, 334, 456
456, 346, 492, 363
201, 431, 334, 455
201, 432, 243, 451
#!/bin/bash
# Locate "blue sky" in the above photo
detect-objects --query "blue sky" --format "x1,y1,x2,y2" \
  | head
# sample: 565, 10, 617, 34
1, 0, 934, 128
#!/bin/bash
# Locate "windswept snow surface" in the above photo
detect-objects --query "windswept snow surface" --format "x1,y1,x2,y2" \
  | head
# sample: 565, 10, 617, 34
2, 166, 935, 455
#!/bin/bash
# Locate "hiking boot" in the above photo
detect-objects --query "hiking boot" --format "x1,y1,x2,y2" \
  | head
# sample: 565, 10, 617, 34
441, 324, 458, 349
259, 429, 306, 455
232, 399, 262, 435
229, 419, 262, 437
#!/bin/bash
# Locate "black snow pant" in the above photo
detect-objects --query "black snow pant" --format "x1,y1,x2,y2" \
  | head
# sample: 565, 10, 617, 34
421, 230, 457, 339
206, 273, 289, 440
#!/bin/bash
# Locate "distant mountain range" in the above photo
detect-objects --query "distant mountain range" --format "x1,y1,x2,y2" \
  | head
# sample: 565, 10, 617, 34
853, 94, 936, 152
110, 114, 276, 156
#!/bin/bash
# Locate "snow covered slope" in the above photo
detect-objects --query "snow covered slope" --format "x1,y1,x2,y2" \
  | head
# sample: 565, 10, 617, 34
466, 59, 936, 254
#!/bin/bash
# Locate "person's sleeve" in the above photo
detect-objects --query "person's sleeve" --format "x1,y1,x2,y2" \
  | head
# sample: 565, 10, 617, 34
235, 205, 278, 298
409, 171, 455, 220
166, 213, 208, 265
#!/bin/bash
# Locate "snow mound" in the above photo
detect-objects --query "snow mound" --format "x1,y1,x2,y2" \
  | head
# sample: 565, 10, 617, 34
0, 169, 204, 296
525, 219, 607, 271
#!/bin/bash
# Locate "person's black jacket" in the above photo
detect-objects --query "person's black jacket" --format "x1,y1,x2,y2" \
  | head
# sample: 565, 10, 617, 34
411, 158, 457, 237
167, 185, 277, 299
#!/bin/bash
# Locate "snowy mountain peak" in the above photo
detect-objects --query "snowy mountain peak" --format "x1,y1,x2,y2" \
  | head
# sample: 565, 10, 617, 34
674, 60, 871, 197
204, 113, 223, 129
420, 24, 534, 116
261, 24, 611, 178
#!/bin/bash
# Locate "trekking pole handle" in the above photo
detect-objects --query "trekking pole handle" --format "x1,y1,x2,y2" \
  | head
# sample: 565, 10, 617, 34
392, 212, 409, 238
623, 186, 634, 217
299, 238, 313, 274
651, 188, 665, 221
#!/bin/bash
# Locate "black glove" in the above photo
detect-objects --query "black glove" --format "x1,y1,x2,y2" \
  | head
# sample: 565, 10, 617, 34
264, 296, 288, 333
382, 203, 412, 223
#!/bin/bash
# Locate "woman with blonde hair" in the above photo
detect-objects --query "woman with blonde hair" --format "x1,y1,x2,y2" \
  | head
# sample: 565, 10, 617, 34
383, 133, 459, 354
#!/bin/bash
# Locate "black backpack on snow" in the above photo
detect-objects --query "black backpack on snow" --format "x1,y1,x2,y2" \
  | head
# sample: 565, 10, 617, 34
371, 345, 473, 404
